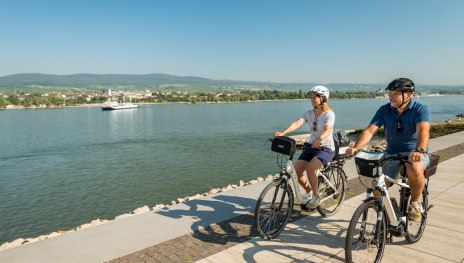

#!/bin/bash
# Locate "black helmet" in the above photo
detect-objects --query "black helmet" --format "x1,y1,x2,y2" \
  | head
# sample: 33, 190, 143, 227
385, 78, 415, 92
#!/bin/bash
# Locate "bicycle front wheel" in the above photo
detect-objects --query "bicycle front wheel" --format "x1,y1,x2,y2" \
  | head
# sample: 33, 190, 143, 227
345, 200, 386, 263
405, 186, 429, 243
317, 166, 347, 217
254, 179, 294, 240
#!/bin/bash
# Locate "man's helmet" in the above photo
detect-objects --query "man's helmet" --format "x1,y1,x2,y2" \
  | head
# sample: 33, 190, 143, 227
385, 78, 415, 92
308, 85, 330, 99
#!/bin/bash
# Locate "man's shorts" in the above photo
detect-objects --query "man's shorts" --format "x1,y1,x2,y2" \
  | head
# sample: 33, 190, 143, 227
383, 152, 430, 179
298, 146, 335, 166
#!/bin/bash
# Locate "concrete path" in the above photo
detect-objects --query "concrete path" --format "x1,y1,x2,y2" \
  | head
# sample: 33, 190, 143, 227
196, 153, 464, 263
1, 131, 463, 263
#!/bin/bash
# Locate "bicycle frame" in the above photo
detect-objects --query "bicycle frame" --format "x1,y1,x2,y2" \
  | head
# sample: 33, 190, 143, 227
282, 158, 339, 205
366, 173, 409, 228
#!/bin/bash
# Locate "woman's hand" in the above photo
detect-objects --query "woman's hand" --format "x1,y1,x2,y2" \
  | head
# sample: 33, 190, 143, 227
312, 138, 322, 148
274, 132, 284, 137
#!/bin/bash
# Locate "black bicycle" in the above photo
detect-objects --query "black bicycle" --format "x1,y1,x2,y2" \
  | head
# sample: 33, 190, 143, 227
345, 152, 439, 263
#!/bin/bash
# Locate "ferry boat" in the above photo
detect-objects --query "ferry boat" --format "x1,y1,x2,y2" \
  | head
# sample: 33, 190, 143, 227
101, 89, 138, 111
101, 102, 138, 111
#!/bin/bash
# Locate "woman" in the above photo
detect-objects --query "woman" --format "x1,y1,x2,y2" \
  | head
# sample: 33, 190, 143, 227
274, 86, 336, 209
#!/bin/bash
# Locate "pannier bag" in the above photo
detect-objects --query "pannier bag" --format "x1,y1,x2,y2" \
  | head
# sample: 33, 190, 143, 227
425, 154, 440, 178
271, 136, 297, 156
333, 130, 350, 159
354, 152, 385, 177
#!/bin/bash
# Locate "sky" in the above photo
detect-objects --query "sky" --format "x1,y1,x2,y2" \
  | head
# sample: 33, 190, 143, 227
1, 0, 463, 85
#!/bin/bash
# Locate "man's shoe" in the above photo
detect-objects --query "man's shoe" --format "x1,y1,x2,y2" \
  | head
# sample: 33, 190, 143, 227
407, 202, 422, 222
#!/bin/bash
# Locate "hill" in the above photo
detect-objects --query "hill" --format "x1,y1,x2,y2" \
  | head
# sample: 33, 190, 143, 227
0, 73, 463, 93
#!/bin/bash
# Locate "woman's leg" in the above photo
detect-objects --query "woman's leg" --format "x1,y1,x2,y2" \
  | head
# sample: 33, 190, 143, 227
305, 157, 323, 197
295, 159, 311, 193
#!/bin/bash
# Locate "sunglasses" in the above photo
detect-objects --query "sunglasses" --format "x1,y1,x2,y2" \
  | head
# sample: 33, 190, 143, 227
396, 120, 403, 132
313, 121, 317, 132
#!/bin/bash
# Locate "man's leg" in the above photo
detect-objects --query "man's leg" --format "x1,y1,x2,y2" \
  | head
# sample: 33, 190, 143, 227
407, 162, 426, 202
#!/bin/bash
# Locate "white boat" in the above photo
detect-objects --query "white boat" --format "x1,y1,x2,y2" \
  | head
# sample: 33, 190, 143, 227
101, 89, 138, 111
101, 101, 138, 111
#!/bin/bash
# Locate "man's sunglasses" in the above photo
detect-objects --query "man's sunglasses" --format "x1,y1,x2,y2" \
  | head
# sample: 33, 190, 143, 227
396, 120, 403, 132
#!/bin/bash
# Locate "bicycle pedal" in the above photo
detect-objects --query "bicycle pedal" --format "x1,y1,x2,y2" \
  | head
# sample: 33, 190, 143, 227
386, 233, 393, 243
299, 203, 316, 212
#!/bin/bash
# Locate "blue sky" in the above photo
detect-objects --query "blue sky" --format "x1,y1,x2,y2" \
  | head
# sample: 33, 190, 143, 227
1, 0, 463, 84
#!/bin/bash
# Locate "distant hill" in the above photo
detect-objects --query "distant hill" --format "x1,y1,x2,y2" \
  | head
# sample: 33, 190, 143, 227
0, 73, 462, 93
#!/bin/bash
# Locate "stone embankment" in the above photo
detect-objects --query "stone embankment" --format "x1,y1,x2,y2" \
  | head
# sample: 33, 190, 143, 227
0, 174, 280, 251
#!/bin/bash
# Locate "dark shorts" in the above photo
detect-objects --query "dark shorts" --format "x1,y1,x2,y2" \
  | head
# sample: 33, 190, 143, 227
298, 146, 335, 165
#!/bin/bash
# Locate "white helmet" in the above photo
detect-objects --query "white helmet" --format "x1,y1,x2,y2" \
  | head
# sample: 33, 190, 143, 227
309, 85, 330, 99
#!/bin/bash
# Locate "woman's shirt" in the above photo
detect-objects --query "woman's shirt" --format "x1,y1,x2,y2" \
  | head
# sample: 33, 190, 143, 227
300, 109, 336, 151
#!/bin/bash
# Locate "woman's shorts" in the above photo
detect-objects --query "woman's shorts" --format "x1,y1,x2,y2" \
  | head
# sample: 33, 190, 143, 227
383, 152, 430, 179
298, 146, 335, 165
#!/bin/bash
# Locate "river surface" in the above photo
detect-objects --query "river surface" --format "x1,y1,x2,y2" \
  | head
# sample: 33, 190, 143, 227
0, 96, 462, 243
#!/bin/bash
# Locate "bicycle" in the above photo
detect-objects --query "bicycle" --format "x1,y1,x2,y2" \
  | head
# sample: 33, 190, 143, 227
345, 152, 440, 263
255, 136, 349, 240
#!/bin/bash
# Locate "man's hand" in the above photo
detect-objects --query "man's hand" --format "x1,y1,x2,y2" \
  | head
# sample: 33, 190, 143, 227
345, 147, 357, 157
408, 151, 424, 163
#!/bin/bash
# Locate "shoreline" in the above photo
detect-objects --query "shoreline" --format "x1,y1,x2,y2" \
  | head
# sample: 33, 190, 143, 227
2, 94, 463, 110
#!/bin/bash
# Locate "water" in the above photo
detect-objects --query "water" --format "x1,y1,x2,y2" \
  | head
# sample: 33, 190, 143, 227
0, 96, 462, 243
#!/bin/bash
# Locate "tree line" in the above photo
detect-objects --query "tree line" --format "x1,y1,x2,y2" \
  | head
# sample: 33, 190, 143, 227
0, 89, 403, 108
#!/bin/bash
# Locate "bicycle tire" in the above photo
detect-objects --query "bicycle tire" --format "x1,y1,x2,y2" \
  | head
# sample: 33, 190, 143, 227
405, 186, 429, 243
345, 200, 387, 263
254, 179, 294, 240
317, 166, 347, 217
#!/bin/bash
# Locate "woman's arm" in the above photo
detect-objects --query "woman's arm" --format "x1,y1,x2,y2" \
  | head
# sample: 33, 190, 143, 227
274, 119, 304, 137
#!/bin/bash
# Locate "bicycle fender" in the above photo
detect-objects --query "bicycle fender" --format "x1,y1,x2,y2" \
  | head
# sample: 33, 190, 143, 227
363, 197, 378, 203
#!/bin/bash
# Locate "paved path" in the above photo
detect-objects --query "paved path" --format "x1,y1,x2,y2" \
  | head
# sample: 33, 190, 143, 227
1, 131, 463, 263
196, 153, 464, 263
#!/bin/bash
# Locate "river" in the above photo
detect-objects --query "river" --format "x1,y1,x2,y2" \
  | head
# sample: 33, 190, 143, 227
0, 96, 462, 243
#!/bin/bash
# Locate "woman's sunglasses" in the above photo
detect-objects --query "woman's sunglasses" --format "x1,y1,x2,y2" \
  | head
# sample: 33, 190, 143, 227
313, 121, 317, 131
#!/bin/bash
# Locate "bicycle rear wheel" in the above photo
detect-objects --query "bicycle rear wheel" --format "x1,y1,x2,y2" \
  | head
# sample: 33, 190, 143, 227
405, 186, 429, 243
255, 179, 294, 240
345, 200, 386, 263
317, 166, 347, 217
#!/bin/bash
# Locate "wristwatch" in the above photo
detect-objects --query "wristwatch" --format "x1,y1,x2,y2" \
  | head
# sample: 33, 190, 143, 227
416, 147, 426, 153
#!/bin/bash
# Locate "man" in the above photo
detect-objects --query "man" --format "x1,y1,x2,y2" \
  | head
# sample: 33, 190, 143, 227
345, 78, 431, 222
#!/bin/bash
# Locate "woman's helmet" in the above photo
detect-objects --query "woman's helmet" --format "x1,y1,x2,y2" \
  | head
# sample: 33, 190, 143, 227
309, 85, 330, 99
385, 78, 415, 93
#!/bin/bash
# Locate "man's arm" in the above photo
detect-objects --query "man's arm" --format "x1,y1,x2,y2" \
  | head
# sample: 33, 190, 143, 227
345, 124, 379, 156
408, 121, 430, 162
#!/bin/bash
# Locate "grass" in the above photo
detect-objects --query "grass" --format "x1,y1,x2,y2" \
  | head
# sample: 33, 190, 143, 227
348, 121, 464, 139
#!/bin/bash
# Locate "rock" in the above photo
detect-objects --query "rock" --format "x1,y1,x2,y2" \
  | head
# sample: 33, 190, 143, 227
249, 179, 259, 184
257, 177, 264, 182
170, 200, 177, 205
47, 232, 62, 238
209, 188, 219, 194
239, 180, 245, 187
231, 184, 238, 189
77, 223, 91, 230
133, 205, 150, 214
0, 242, 11, 251
187, 194, 202, 201
25, 237, 39, 244
152, 204, 166, 210
90, 219, 104, 226
115, 213, 132, 220
37, 235, 48, 241
176, 198, 185, 204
